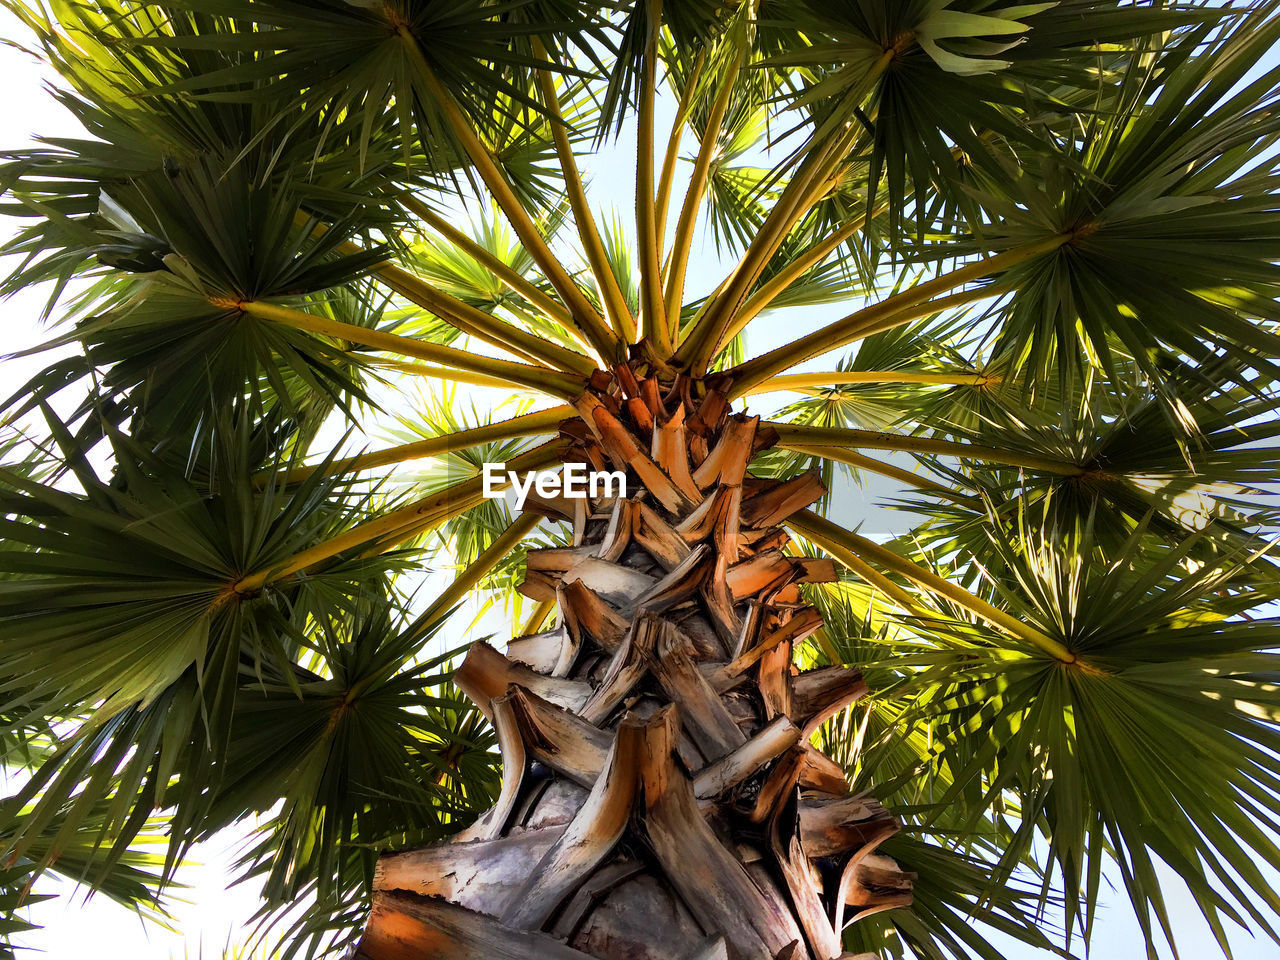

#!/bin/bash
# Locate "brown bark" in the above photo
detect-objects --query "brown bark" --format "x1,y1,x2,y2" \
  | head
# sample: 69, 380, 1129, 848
359, 369, 911, 959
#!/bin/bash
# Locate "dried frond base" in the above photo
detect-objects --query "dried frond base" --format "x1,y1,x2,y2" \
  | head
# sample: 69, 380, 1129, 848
360, 370, 909, 960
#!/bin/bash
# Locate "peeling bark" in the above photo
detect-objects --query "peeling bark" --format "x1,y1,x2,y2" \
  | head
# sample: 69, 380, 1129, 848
359, 370, 908, 960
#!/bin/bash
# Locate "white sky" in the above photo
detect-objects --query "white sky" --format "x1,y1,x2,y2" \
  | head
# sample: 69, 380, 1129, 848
0, 6, 1277, 959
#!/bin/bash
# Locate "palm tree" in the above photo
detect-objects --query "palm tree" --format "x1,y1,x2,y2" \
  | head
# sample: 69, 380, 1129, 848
2, 0, 1280, 958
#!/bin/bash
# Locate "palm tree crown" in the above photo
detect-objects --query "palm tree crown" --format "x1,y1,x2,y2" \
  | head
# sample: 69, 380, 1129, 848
1, 1, 1279, 958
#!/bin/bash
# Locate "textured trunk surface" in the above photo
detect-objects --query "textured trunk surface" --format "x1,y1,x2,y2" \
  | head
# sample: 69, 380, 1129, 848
357, 371, 912, 960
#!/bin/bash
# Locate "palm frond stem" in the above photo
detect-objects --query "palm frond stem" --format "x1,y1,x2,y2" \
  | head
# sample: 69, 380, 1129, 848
531, 40, 637, 343
727, 236, 1069, 393
395, 26, 620, 359
821, 284, 1014, 350
663, 48, 742, 326
678, 50, 895, 371
402, 512, 543, 643
654, 49, 707, 253
229, 298, 584, 397
400, 196, 580, 330
637, 0, 673, 356
314, 217, 573, 363
367, 359, 520, 390
676, 130, 851, 370
788, 510, 1086, 665
779, 442, 971, 501
794, 523, 924, 613
364, 253, 597, 374
718, 205, 878, 345
520, 598, 556, 635
233, 440, 566, 593
272, 407, 572, 485
745, 370, 989, 391
772, 423, 1084, 475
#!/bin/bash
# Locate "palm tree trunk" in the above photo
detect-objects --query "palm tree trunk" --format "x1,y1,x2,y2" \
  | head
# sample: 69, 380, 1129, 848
356, 368, 912, 960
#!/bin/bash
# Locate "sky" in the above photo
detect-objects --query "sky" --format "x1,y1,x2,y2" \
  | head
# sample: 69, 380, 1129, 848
0, 6, 1277, 959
